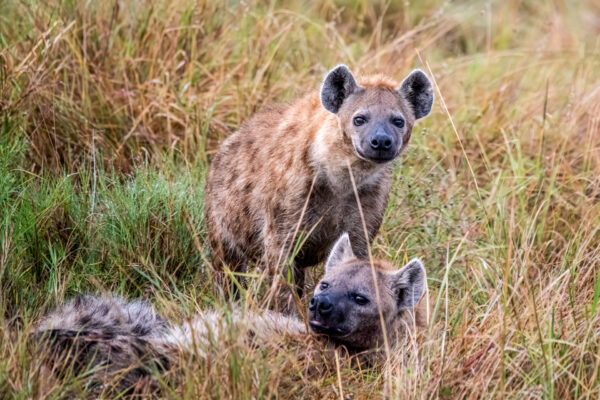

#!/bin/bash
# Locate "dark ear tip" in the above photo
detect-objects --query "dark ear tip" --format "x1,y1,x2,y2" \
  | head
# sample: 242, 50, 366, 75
406, 258, 425, 279
407, 257, 424, 269
325, 64, 354, 82
330, 64, 351, 73
408, 69, 432, 86
410, 68, 428, 77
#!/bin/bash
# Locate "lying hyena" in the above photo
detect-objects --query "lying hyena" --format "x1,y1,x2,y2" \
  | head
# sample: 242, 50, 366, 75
34, 234, 428, 393
205, 65, 433, 305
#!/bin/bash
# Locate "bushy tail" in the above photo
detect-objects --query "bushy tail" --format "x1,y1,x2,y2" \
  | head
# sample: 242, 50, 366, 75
33, 295, 176, 394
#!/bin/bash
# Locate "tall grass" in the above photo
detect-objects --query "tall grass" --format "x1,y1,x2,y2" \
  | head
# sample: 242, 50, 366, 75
1, 0, 600, 398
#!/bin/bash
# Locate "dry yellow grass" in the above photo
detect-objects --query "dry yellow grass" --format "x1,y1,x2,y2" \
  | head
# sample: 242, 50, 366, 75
1, 0, 600, 398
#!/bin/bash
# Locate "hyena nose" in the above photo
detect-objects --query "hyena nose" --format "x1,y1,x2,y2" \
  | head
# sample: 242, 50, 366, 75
318, 296, 333, 315
309, 295, 333, 316
369, 133, 393, 150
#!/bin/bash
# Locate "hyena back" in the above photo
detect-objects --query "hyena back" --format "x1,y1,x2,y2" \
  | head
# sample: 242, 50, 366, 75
205, 65, 433, 299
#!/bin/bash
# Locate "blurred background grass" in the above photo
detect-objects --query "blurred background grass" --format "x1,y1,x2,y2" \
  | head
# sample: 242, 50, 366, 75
1, 0, 600, 398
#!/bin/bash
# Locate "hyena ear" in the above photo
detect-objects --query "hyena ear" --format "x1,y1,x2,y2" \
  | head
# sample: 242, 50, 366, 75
325, 233, 355, 273
320, 65, 359, 114
387, 258, 426, 310
399, 69, 434, 120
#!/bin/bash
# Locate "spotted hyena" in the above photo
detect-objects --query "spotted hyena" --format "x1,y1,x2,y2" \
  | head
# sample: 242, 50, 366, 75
205, 65, 433, 305
308, 233, 428, 349
34, 234, 428, 393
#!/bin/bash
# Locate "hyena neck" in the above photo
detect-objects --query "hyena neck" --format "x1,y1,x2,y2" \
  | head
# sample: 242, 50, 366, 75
310, 119, 391, 192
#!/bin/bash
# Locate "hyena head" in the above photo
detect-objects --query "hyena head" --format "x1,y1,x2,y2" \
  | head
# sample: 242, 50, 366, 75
320, 65, 434, 164
308, 233, 427, 350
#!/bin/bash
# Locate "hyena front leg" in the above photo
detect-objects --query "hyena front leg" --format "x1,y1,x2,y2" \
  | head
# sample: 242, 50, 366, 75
208, 234, 248, 298
345, 183, 390, 258
262, 231, 305, 315
273, 261, 305, 315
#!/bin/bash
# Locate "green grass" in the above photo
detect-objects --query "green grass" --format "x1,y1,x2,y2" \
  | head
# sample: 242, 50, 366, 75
2, 0, 600, 398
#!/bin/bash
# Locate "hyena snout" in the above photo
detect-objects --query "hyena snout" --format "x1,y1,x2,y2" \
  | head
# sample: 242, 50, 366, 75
356, 124, 399, 163
308, 293, 348, 336
308, 293, 333, 315
368, 127, 394, 151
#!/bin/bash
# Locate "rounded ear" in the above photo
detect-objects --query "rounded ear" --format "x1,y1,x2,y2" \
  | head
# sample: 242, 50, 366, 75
399, 69, 434, 120
387, 258, 426, 310
325, 233, 355, 273
320, 65, 359, 114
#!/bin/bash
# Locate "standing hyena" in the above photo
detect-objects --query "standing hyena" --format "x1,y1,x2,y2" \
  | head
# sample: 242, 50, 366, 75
205, 65, 433, 304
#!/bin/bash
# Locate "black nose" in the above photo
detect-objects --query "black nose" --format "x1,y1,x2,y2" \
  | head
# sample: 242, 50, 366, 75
308, 297, 317, 311
309, 295, 333, 316
369, 132, 393, 150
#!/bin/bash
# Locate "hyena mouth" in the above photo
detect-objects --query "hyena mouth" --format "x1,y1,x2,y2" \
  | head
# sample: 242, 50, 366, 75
354, 146, 398, 164
309, 320, 349, 336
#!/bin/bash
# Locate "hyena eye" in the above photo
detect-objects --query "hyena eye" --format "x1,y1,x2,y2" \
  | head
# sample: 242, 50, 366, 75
391, 117, 405, 128
352, 294, 369, 305
353, 116, 367, 126
320, 282, 329, 290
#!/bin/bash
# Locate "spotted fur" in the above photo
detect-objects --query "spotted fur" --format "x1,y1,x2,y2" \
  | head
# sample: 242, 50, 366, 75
34, 239, 428, 393
34, 295, 305, 395
310, 233, 429, 350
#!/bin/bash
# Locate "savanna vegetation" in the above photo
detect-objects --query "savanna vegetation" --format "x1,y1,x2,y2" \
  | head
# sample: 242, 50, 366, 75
1, 0, 599, 398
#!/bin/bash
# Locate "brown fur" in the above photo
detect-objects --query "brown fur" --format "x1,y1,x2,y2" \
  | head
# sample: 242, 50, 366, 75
205, 66, 433, 307
34, 238, 428, 394
309, 233, 428, 350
